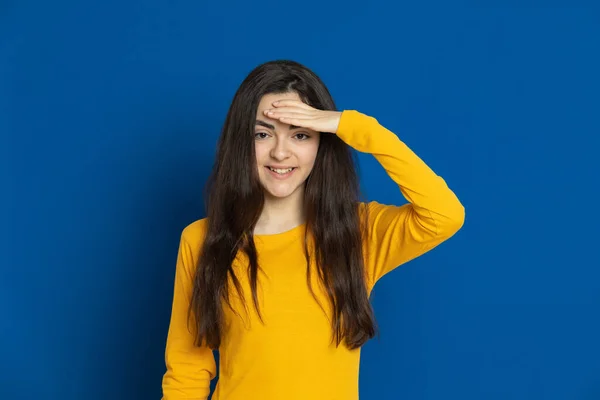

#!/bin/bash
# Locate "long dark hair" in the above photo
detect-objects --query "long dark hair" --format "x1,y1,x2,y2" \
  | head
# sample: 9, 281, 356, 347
189, 60, 377, 350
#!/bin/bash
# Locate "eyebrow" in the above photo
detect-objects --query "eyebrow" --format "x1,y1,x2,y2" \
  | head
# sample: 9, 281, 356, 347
255, 119, 302, 131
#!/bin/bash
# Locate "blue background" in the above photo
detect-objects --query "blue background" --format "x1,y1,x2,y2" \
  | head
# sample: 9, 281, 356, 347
2, 1, 599, 399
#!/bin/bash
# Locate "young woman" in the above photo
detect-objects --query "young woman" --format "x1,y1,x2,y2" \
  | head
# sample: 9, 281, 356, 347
161, 60, 465, 400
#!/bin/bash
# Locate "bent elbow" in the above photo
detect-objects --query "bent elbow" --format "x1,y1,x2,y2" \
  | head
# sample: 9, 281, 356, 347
438, 202, 465, 238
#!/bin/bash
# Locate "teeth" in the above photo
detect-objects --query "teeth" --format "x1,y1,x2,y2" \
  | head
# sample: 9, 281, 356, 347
268, 167, 294, 174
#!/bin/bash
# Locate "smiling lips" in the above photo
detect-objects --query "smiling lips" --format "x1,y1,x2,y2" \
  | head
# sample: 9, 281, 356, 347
266, 166, 296, 179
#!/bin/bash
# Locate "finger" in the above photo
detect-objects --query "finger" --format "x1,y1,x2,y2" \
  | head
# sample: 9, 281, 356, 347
264, 110, 316, 119
264, 107, 312, 116
272, 99, 314, 110
277, 116, 314, 129
268, 114, 317, 123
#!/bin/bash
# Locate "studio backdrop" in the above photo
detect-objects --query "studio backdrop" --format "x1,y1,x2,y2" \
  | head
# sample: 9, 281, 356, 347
2, 1, 599, 399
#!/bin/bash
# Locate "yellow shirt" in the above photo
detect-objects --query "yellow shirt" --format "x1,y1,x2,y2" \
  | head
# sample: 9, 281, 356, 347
161, 110, 465, 400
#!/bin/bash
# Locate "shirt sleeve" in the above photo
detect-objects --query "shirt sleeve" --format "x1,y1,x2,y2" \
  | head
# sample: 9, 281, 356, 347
335, 110, 465, 290
161, 231, 217, 400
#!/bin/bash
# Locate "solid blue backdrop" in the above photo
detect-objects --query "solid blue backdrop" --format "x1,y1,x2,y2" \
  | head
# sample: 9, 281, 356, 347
2, 1, 599, 399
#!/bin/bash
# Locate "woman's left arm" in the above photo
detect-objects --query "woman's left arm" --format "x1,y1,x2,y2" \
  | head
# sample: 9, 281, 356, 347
335, 110, 465, 288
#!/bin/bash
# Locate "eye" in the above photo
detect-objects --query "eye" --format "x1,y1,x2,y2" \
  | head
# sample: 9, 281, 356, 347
254, 132, 269, 139
294, 133, 310, 141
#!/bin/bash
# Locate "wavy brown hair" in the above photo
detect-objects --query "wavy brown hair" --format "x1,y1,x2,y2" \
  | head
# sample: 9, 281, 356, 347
189, 59, 377, 350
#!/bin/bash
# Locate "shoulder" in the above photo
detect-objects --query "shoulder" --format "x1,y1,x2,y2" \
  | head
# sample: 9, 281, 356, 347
357, 201, 377, 232
358, 200, 397, 220
357, 200, 409, 237
174, 218, 210, 270
180, 217, 210, 248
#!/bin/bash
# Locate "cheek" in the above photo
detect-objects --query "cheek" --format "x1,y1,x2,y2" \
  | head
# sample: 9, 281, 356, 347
254, 142, 267, 163
311, 136, 321, 162
301, 142, 320, 167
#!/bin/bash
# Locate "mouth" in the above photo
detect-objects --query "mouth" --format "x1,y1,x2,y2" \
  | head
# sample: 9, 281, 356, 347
265, 166, 297, 178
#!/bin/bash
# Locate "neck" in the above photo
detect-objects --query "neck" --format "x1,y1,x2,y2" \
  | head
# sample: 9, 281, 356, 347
255, 186, 305, 235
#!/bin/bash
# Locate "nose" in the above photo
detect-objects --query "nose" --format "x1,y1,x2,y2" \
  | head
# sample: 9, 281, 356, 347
269, 136, 292, 161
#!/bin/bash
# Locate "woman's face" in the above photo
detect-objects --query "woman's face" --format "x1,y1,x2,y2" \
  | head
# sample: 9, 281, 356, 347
254, 92, 320, 200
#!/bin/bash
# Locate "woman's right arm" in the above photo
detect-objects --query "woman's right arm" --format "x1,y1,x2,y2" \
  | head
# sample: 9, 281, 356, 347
161, 232, 216, 400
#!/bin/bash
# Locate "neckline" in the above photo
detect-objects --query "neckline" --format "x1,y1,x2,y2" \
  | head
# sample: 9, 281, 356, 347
254, 222, 306, 239
254, 222, 306, 247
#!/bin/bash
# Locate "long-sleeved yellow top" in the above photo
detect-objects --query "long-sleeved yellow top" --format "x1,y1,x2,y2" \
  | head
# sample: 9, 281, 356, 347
161, 110, 465, 400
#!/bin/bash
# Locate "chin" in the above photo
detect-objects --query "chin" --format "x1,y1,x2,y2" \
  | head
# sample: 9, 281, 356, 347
264, 187, 298, 199
260, 179, 307, 200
